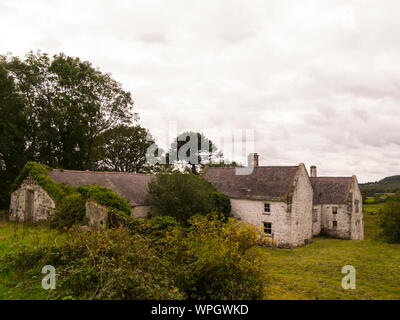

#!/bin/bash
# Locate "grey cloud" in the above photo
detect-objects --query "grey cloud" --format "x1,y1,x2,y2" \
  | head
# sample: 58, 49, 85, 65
2, 0, 400, 182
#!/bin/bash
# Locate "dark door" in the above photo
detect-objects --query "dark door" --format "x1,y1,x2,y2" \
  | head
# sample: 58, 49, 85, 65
25, 190, 34, 222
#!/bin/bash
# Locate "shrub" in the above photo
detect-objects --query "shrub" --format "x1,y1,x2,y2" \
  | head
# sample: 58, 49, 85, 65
11, 162, 68, 203
1, 227, 184, 300
1, 215, 268, 300
379, 192, 400, 243
168, 214, 268, 300
146, 172, 231, 224
77, 185, 131, 218
51, 193, 87, 230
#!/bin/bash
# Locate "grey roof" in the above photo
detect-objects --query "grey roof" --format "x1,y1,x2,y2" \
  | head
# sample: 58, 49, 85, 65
49, 170, 153, 206
311, 177, 353, 205
202, 166, 299, 201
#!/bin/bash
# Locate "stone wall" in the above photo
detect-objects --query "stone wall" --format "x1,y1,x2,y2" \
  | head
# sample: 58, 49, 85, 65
350, 176, 364, 240
320, 204, 351, 239
86, 201, 109, 229
290, 164, 314, 247
131, 206, 152, 218
230, 198, 291, 248
312, 206, 322, 236
9, 176, 55, 222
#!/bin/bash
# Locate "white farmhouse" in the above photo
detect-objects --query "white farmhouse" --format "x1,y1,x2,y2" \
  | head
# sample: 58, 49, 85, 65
202, 154, 364, 248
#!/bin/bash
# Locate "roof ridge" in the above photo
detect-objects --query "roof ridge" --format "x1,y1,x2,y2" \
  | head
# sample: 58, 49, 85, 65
311, 176, 353, 179
207, 165, 299, 169
51, 169, 153, 176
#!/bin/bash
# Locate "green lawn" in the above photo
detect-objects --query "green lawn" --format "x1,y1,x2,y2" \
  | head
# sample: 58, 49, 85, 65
0, 205, 399, 300
259, 204, 400, 300
0, 220, 63, 300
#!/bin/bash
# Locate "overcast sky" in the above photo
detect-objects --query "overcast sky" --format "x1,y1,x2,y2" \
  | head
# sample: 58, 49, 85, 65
1, 0, 399, 182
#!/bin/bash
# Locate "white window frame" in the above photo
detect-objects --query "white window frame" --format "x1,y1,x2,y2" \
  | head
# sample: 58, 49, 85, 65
264, 203, 271, 215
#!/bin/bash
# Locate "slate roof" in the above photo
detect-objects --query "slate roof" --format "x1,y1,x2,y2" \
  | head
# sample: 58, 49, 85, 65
49, 170, 153, 206
202, 166, 300, 201
311, 177, 353, 205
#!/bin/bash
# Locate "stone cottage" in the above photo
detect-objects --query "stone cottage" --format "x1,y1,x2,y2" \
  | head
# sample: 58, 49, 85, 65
310, 166, 364, 240
9, 170, 153, 223
202, 154, 364, 248
202, 162, 314, 248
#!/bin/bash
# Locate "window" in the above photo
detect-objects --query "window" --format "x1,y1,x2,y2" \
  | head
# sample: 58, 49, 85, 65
332, 207, 338, 214
264, 203, 271, 214
355, 200, 360, 213
264, 222, 272, 235
333, 221, 338, 228
312, 209, 318, 223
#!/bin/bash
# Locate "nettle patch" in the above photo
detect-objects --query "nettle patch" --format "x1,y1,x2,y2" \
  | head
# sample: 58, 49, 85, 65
12, 162, 131, 229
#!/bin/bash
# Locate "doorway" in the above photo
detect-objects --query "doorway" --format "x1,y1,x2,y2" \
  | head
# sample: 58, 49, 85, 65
25, 190, 34, 222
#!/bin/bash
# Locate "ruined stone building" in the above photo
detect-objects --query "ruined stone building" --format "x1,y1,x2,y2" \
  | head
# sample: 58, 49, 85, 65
9, 154, 364, 248
9, 170, 152, 223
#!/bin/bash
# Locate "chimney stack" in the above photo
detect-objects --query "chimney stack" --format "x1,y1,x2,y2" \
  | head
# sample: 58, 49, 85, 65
310, 165, 317, 177
248, 153, 259, 167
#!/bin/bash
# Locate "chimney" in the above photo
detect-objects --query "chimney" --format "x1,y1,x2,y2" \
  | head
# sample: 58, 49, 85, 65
310, 165, 317, 177
248, 153, 259, 167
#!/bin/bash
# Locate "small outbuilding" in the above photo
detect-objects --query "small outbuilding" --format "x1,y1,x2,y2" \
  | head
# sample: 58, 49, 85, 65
9, 169, 153, 223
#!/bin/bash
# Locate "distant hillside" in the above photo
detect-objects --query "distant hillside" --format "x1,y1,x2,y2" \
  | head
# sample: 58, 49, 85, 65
360, 175, 400, 194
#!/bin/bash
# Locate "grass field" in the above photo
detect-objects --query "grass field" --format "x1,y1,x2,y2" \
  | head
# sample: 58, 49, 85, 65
0, 204, 399, 300
0, 220, 62, 300
259, 204, 400, 300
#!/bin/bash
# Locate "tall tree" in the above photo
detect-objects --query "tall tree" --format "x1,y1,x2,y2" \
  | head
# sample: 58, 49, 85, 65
95, 125, 160, 173
0, 67, 27, 208
168, 131, 223, 173
0, 51, 136, 170
0, 51, 138, 208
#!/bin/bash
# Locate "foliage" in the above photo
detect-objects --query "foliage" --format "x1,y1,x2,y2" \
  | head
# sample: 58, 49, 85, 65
0, 66, 26, 208
11, 162, 71, 203
206, 160, 243, 168
379, 192, 400, 243
146, 171, 231, 224
167, 214, 268, 300
51, 193, 87, 230
94, 125, 159, 173
211, 192, 231, 219
0, 215, 268, 300
77, 185, 131, 218
2, 212, 400, 301
0, 227, 183, 300
0, 51, 141, 209
360, 175, 400, 195
167, 131, 223, 172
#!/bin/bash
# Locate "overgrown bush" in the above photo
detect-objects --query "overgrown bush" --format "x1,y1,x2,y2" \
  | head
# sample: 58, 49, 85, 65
0, 215, 268, 300
77, 185, 131, 218
168, 214, 269, 300
379, 192, 400, 243
51, 193, 87, 230
0, 227, 183, 300
146, 172, 231, 224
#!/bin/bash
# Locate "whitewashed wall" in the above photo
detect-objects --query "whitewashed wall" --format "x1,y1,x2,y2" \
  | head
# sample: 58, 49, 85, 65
230, 199, 292, 248
290, 165, 314, 247
131, 206, 152, 218
312, 206, 322, 236
9, 177, 55, 222
350, 177, 364, 240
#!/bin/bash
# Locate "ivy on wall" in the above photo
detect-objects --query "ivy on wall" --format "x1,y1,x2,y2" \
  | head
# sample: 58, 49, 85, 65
12, 162, 132, 227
